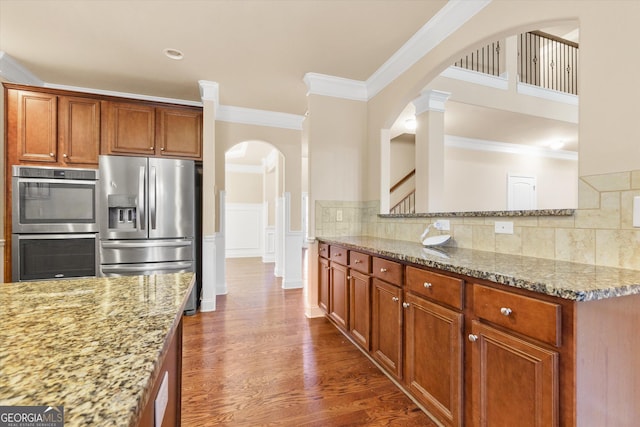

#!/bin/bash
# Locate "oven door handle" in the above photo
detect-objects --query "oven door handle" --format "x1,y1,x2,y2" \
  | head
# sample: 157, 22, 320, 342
138, 166, 146, 230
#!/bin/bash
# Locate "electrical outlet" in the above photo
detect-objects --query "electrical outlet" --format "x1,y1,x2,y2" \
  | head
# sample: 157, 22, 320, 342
495, 221, 514, 234
336, 210, 343, 222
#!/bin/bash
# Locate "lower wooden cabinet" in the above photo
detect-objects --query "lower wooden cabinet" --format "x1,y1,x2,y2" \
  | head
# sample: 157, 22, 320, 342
317, 243, 569, 427
348, 270, 371, 350
329, 261, 349, 330
469, 320, 559, 427
404, 292, 463, 427
371, 278, 403, 380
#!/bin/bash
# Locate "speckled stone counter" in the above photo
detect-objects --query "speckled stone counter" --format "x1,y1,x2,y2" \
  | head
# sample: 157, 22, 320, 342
318, 236, 640, 301
0, 273, 195, 427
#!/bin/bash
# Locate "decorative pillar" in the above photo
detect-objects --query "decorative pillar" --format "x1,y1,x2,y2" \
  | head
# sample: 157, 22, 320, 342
413, 90, 451, 212
198, 80, 219, 312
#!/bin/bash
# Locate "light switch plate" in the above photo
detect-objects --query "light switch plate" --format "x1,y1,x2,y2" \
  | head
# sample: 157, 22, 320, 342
634, 196, 640, 227
495, 221, 514, 234
336, 210, 343, 222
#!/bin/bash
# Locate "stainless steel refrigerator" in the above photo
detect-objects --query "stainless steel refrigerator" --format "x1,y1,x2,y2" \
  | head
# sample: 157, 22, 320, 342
98, 154, 197, 314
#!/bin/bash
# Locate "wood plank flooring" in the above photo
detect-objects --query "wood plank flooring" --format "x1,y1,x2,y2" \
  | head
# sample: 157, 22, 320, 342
181, 257, 437, 426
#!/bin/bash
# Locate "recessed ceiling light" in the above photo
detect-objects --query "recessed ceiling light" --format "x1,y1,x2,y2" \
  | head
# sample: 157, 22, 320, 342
163, 48, 184, 60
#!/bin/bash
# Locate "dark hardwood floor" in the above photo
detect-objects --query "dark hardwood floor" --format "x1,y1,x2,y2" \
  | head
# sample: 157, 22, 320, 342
181, 257, 437, 426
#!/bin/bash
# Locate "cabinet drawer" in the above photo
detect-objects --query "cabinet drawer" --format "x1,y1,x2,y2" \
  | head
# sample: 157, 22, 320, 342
349, 251, 371, 274
318, 243, 329, 259
473, 284, 561, 347
406, 266, 464, 310
329, 245, 347, 264
373, 257, 402, 286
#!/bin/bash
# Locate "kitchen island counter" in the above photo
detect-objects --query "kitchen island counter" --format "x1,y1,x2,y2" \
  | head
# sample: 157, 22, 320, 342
0, 273, 194, 426
318, 236, 640, 301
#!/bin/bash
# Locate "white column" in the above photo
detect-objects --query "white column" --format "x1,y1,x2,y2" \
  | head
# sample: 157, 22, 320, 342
282, 192, 303, 289
216, 191, 227, 295
380, 128, 391, 213
198, 80, 218, 312
413, 89, 450, 212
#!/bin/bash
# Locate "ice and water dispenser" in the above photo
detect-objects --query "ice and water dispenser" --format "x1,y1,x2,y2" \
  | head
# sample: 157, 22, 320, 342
107, 194, 138, 230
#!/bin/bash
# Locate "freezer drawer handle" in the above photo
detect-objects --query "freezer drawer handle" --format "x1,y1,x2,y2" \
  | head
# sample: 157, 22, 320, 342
101, 241, 192, 249
101, 262, 192, 274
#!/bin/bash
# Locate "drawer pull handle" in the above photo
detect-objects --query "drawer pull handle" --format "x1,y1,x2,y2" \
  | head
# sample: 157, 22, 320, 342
380, 268, 388, 273
500, 307, 513, 316
336, 253, 342, 257
354, 259, 361, 264
392, 296, 399, 302
320, 248, 326, 252
402, 302, 410, 308
468, 334, 478, 343
423, 282, 432, 288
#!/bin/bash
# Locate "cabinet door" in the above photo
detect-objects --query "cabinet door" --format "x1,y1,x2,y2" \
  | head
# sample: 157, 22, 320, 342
469, 320, 559, 427
318, 256, 330, 314
371, 278, 403, 380
349, 270, 371, 350
58, 96, 100, 166
329, 262, 349, 330
103, 101, 156, 155
15, 90, 58, 163
405, 293, 463, 427
156, 107, 202, 160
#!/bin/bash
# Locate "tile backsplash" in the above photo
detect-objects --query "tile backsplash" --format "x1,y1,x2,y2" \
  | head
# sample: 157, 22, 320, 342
314, 170, 640, 270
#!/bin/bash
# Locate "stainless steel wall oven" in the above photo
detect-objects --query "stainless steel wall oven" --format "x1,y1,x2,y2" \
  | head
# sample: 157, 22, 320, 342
12, 166, 99, 281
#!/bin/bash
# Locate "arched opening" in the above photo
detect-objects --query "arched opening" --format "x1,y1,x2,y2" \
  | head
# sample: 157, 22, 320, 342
384, 23, 579, 214
225, 140, 285, 281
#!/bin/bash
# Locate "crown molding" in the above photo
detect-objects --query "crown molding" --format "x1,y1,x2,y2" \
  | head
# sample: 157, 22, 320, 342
43, 82, 202, 107
0, 51, 43, 86
413, 89, 451, 114
445, 134, 578, 161
366, 0, 492, 99
303, 73, 367, 101
198, 80, 219, 105
216, 104, 304, 130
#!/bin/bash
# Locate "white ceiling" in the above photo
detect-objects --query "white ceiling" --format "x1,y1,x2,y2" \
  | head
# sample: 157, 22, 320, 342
0, 0, 579, 164
0, 0, 446, 114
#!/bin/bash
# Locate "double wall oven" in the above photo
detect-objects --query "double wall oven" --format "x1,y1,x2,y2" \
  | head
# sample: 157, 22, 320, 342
12, 166, 99, 281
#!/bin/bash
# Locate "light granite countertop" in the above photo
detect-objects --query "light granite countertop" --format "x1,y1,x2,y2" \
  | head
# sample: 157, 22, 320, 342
0, 273, 195, 427
318, 236, 640, 302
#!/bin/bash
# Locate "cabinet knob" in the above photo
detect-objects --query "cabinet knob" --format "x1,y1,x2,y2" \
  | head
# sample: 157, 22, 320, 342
150, 146, 154, 150
347, 276, 351, 280
500, 307, 513, 316
63, 153, 68, 158
354, 259, 361, 264
392, 296, 399, 302
49, 152, 54, 157
402, 302, 410, 308
160, 147, 165, 151
423, 282, 432, 288
380, 268, 387, 273
468, 334, 478, 342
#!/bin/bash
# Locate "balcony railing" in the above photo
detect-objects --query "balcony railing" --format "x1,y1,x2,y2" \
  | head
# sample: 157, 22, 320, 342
518, 31, 578, 95
453, 41, 501, 76
452, 31, 578, 96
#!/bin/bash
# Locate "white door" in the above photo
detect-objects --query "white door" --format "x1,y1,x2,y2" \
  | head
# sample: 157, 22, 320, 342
507, 174, 536, 210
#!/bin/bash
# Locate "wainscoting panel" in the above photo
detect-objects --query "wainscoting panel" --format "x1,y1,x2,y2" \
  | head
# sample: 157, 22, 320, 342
226, 203, 263, 258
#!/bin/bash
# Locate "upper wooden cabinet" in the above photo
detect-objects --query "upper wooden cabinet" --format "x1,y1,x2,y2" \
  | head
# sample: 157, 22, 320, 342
102, 101, 202, 160
8, 88, 100, 167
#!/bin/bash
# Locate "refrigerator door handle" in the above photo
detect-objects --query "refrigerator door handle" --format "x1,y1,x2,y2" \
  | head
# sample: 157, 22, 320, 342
138, 166, 146, 230
150, 165, 157, 230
